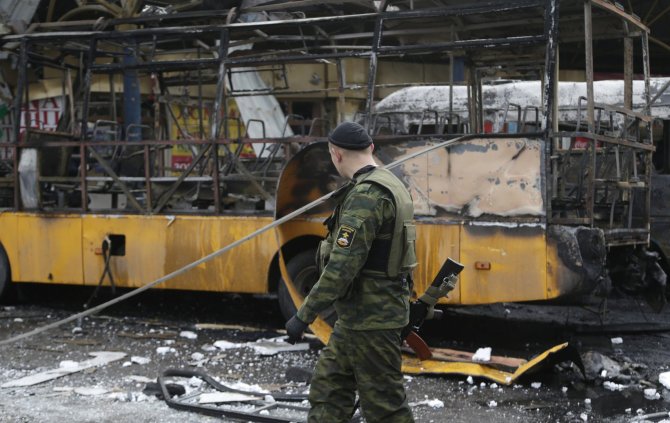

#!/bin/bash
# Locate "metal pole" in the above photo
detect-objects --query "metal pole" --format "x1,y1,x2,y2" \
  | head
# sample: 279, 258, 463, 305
467, 65, 475, 133
584, 1, 595, 133
476, 70, 483, 133
543, 0, 559, 220
12, 39, 28, 209
364, 17, 383, 130
210, 30, 230, 213
110, 73, 117, 125
641, 31, 652, 117
13, 40, 27, 144
584, 0, 595, 224
211, 30, 230, 140
449, 54, 454, 132
79, 38, 97, 212
336, 59, 346, 124
123, 42, 142, 142
144, 144, 152, 213
641, 29, 652, 238
542, 0, 559, 135
197, 46, 205, 139
448, 25, 455, 133
623, 27, 633, 110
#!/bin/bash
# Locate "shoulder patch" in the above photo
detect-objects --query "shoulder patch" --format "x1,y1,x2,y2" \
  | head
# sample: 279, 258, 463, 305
336, 225, 356, 248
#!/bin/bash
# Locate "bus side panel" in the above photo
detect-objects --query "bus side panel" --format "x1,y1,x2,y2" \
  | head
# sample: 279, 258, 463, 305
651, 174, 670, 262
16, 214, 83, 284
0, 213, 18, 280
82, 215, 275, 293
459, 224, 547, 304
414, 222, 460, 303
164, 215, 276, 293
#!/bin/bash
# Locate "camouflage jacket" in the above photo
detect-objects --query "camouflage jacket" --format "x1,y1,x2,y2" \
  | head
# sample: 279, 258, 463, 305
296, 166, 412, 330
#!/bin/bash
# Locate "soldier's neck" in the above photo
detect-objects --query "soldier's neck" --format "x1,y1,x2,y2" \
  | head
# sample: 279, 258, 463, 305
343, 159, 378, 180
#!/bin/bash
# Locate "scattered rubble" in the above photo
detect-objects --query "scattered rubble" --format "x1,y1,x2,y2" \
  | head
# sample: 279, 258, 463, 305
73, 387, 109, 396
156, 346, 177, 355
644, 388, 661, 400
198, 392, 261, 404
1, 351, 126, 388
660, 372, 670, 389
582, 351, 627, 381
1, 294, 670, 422
131, 356, 151, 365
409, 399, 444, 409
179, 331, 197, 340
472, 347, 492, 362
603, 381, 627, 391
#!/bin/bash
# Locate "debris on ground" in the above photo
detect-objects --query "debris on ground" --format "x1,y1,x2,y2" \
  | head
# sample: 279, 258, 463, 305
131, 356, 151, 365
1, 351, 126, 388
73, 387, 109, 396
179, 331, 198, 340
247, 337, 309, 356
2, 294, 669, 422
198, 392, 261, 404
582, 351, 625, 381
156, 346, 177, 355
644, 388, 661, 400
212, 336, 308, 355
143, 381, 186, 399
471, 347, 492, 362
660, 371, 670, 389
156, 368, 309, 422
603, 381, 627, 391
408, 398, 444, 408
284, 366, 312, 383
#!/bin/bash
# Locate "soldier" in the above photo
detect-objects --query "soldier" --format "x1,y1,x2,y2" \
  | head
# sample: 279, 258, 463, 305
285, 121, 417, 422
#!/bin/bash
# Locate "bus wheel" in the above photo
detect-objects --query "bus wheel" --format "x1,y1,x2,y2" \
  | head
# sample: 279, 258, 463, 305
0, 244, 13, 304
277, 250, 337, 327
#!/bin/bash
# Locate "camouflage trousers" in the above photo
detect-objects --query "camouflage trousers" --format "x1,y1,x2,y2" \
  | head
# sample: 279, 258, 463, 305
307, 322, 414, 423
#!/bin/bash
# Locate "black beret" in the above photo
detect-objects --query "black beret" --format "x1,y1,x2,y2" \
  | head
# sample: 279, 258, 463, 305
328, 122, 372, 150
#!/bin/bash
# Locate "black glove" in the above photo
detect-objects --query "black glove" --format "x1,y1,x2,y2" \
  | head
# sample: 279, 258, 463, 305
285, 315, 308, 344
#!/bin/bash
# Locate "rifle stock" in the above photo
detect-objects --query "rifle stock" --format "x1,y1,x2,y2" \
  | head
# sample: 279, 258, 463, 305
402, 258, 464, 343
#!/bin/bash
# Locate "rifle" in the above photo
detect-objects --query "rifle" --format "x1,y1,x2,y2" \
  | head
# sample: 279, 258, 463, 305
402, 257, 464, 360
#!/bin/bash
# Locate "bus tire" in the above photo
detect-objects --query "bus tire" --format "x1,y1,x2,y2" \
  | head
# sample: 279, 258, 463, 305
0, 244, 13, 304
277, 250, 337, 327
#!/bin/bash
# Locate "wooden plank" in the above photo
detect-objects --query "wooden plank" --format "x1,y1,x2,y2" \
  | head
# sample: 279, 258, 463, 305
429, 347, 528, 368
402, 346, 527, 368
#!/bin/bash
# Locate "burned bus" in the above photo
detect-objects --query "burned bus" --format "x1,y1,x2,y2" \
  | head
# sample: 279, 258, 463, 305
0, 1, 667, 322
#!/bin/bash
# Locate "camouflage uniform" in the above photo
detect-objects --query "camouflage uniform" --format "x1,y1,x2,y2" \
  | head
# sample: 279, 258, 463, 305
297, 165, 416, 423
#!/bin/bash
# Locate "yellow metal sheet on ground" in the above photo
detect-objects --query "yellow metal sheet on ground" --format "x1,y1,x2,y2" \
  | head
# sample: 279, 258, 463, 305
459, 224, 547, 304
15, 214, 83, 284
276, 236, 572, 385
401, 342, 572, 385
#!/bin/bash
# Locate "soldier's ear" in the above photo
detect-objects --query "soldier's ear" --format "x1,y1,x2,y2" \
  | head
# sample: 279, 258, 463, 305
333, 147, 343, 163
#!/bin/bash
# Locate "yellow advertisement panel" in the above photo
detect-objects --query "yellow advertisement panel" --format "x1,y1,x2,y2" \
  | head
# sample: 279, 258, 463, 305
169, 100, 255, 174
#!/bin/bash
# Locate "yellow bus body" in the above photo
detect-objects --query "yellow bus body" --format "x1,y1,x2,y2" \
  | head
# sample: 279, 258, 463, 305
0, 210, 566, 304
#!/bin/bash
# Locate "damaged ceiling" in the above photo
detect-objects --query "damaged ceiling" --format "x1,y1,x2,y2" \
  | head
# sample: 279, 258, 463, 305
2, 0, 669, 76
